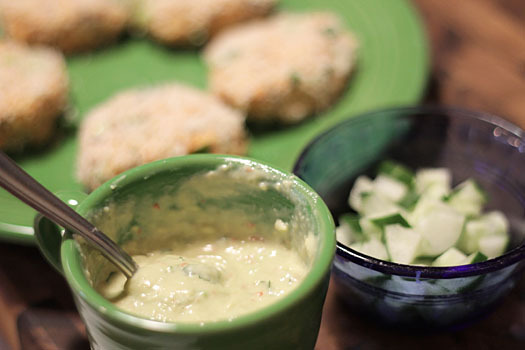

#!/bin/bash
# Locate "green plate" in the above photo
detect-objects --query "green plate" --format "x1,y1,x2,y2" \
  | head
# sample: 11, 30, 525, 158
0, 0, 428, 244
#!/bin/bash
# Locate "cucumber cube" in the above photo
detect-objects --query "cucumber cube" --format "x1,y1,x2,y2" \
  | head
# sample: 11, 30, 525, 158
371, 213, 411, 229
415, 168, 451, 199
457, 220, 483, 254
377, 160, 415, 187
457, 211, 509, 254
373, 175, 408, 202
447, 179, 487, 216
359, 217, 383, 241
385, 224, 422, 265
398, 190, 420, 210
349, 238, 389, 261
478, 235, 508, 259
432, 247, 467, 267
482, 211, 509, 234
336, 214, 364, 246
361, 192, 400, 218
464, 251, 488, 264
348, 176, 374, 211
412, 257, 434, 266
336, 225, 353, 247
415, 201, 465, 257
409, 197, 441, 225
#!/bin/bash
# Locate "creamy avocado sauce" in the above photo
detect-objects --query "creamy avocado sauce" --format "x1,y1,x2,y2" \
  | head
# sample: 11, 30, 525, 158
81, 161, 318, 324
97, 235, 307, 323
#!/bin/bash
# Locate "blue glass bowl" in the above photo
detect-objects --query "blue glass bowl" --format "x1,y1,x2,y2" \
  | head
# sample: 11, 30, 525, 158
293, 106, 525, 329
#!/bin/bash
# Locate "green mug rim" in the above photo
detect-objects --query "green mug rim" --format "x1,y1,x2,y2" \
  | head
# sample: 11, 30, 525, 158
60, 154, 336, 334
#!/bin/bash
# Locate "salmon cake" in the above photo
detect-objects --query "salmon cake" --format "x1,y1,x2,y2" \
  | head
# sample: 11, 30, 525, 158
204, 12, 359, 123
0, 0, 130, 54
76, 84, 248, 191
131, 0, 277, 46
0, 41, 69, 151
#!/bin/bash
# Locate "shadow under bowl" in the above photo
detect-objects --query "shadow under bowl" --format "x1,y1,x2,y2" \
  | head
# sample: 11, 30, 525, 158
293, 105, 525, 329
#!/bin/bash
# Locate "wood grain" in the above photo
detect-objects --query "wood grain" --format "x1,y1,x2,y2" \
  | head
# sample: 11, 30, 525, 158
0, 244, 85, 350
414, 0, 525, 128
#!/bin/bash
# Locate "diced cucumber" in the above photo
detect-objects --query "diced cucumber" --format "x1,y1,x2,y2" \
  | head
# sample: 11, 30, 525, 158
348, 175, 374, 211
398, 190, 420, 210
371, 213, 411, 229
412, 257, 434, 266
339, 213, 363, 232
349, 238, 389, 261
482, 211, 509, 234
373, 175, 408, 203
464, 251, 487, 264
408, 196, 439, 225
457, 211, 509, 254
336, 225, 353, 247
415, 168, 451, 199
360, 192, 400, 218
378, 160, 415, 187
336, 214, 364, 246
478, 235, 508, 259
359, 217, 383, 241
341, 161, 510, 267
457, 220, 482, 254
415, 201, 465, 257
447, 179, 488, 216
385, 224, 422, 265
432, 247, 467, 267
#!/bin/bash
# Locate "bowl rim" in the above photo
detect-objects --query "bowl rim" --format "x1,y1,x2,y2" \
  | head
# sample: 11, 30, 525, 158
61, 154, 336, 334
293, 105, 525, 279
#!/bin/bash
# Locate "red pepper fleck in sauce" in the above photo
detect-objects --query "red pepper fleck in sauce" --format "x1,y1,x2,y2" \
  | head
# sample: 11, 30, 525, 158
256, 291, 264, 297
153, 203, 160, 209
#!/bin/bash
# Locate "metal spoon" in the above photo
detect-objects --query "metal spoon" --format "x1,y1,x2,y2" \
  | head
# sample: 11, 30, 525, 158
0, 151, 138, 278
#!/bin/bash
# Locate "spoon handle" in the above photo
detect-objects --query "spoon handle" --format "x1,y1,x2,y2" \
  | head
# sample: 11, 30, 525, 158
0, 151, 137, 277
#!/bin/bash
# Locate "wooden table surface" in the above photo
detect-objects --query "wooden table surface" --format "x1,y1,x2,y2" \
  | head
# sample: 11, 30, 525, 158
1, 0, 524, 349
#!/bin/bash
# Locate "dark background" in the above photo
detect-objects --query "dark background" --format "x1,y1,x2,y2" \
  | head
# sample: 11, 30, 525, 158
0, 0, 524, 349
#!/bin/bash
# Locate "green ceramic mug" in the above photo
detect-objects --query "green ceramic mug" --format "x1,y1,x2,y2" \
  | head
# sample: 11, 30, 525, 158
34, 154, 336, 350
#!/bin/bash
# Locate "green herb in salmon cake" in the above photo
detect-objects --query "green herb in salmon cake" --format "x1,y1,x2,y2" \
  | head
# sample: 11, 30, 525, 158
336, 161, 510, 266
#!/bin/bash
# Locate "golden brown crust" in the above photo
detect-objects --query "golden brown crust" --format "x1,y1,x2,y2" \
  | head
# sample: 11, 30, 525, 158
76, 84, 248, 191
0, 41, 69, 151
0, 0, 130, 53
205, 12, 359, 123
132, 0, 277, 46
